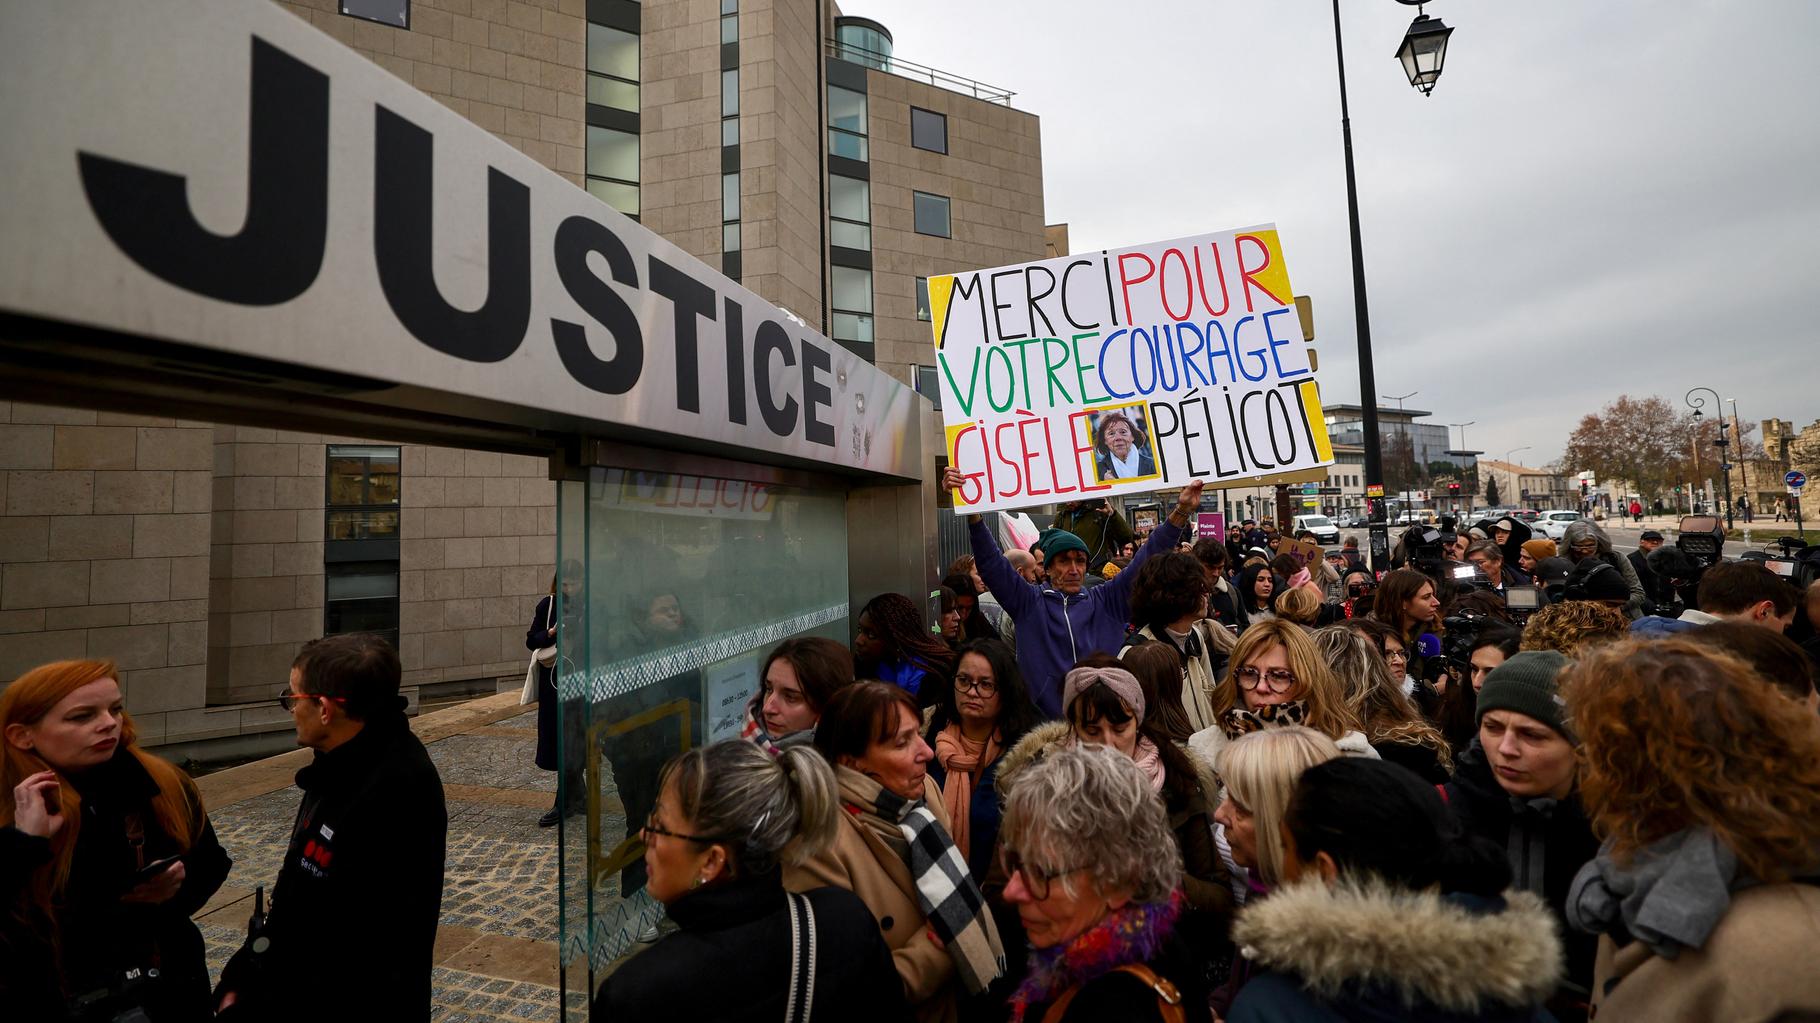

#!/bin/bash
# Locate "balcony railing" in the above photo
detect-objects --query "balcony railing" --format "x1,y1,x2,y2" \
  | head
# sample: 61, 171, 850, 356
826, 40, 1015, 106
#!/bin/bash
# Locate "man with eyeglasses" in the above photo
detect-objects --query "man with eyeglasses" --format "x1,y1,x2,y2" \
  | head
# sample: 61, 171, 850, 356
215, 633, 447, 1023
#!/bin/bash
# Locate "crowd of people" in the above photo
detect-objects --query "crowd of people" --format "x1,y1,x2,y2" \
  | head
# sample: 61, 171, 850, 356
7, 483, 1820, 1022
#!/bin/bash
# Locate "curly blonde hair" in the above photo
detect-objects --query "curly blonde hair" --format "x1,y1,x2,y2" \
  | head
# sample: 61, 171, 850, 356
1519, 601, 1629, 657
1212, 619, 1362, 739
1565, 639, 1820, 882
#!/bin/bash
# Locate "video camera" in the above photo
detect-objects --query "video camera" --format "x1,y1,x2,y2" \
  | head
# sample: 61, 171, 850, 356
1675, 515, 1727, 569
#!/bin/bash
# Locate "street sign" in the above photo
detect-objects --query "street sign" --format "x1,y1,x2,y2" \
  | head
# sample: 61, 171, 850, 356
1787, 470, 1806, 490
1366, 484, 1385, 498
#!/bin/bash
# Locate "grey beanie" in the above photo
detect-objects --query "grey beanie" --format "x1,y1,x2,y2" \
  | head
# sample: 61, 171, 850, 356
1476, 650, 1574, 741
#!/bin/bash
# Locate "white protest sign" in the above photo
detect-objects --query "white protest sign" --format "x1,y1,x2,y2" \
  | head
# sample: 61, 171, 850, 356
930, 225, 1335, 513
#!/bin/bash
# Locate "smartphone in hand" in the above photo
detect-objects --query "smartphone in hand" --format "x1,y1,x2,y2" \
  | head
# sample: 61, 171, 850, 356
127, 854, 182, 887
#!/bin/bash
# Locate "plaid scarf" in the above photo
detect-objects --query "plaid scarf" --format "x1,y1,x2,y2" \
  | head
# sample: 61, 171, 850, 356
836, 766, 1005, 994
1010, 890, 1184, 1021
737, 698, 815, 756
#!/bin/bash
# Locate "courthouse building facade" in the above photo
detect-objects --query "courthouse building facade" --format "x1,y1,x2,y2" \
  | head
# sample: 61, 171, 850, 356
0, 0, 1051, 755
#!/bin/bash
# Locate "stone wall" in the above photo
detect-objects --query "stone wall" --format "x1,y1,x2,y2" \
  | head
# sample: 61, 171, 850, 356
206, 426, 329, 707
274, 0, 588, 185
0, 403, 213, 745
865, 74, 1046, 385
398, 446, 556, 691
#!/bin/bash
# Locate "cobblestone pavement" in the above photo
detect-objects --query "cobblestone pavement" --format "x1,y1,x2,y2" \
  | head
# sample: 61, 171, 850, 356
199, 704, 593, 1022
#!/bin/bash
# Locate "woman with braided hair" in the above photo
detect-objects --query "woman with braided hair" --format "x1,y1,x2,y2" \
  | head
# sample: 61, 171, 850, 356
854, 593, 956, 704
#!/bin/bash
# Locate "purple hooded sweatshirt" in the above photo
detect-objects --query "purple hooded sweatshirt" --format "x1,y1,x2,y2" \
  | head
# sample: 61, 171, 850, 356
970, 515, 1183, 718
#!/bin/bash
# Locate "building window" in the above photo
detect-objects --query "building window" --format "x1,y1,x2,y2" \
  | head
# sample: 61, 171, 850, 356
720, 11, 738, 43
325, 445, 400, 540
722, 69, 740, 118
829, 175, 871, 250
831, 266, 873, 346
828, 85, 868, 162
341, 0, 408, 28
913, 191, 951, 238
915, 365, 943, 411
916, 277, 932, 321
910, 107, 947, 154
722, 171, 741, 254
586, 125, 640, 216
325, 561, 400, 647
587, 24, 639, 113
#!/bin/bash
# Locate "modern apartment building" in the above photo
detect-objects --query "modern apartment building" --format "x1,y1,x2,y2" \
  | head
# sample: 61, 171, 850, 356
0, 0, 1050, 754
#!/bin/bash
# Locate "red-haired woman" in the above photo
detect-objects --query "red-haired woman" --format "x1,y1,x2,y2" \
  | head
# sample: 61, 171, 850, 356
1, 659, 230, 1021
1565, 639, 1820, 1021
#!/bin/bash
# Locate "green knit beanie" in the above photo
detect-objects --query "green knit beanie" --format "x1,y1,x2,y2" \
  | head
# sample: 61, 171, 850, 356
1036, 528, 1089, 562
1476, 650, 1574, 742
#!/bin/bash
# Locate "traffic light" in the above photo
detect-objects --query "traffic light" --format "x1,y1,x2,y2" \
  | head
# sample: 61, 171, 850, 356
1448, 482, 1461, 494
1581, 481, 1589, 495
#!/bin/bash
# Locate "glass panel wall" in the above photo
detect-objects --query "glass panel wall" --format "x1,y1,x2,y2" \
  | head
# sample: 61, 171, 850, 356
555, 468, 850, 1004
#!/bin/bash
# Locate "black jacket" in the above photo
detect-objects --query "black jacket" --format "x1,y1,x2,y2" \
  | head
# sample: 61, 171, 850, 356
593, 872, 911, 1022
1444, 740, 1600, 1015
1, 750, 229, 1022
219, 713, 446, 1022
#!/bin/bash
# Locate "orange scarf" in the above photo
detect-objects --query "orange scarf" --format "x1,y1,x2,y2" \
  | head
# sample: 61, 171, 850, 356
934, 722, 1002, 859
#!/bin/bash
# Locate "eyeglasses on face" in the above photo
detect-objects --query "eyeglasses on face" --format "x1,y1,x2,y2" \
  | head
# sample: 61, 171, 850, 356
641, 813, 730, 846
277, 688, 348, 711
1384, 648, 1410, 663
954, 674, 998, 697
1234, 666, 1297, 691
999, 847, 1083, 901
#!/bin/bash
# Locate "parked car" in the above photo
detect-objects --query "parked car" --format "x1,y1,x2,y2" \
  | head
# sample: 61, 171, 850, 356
1532, 510, 1584, 539
1292, 514, 1341, 545
1338, 512, 1369, 529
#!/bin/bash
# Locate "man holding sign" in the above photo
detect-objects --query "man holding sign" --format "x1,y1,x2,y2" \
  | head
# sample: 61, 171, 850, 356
943, 465, 1203, 717
930, 224, 1333, 514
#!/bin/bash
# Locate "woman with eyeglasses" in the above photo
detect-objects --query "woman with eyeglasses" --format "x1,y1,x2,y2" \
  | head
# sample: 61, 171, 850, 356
1, 659, 231, 1022
787, 682, 1005, 1022
1188, 620, 1376, 773
593, 739, 911, 1022
998, 744, 1213, 1022
923, 639, 1040, 882
999, 659, 1233, 1000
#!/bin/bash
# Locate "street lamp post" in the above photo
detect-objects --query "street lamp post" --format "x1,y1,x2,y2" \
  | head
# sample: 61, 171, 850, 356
1448, 421, 1475, 513
1686, 388, 1733, 530
1330, 0, 1455, 572
1729, 397, 1750, 521
1503, 445, 1530, 508
1383, 390, 1419, 518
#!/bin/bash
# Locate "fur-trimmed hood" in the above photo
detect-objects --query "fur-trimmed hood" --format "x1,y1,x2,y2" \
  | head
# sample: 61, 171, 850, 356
994, 720, 1073, 798
1232, 878, 1562, 1016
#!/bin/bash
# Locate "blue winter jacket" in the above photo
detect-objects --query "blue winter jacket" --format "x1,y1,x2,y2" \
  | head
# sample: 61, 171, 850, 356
970, 516, 1183, 718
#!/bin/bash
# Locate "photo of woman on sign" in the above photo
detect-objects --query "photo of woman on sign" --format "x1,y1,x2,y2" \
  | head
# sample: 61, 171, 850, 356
1092, 407, 1159, 483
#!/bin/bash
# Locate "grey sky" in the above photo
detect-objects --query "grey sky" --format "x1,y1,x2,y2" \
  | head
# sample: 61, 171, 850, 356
860, 0, 1820, 469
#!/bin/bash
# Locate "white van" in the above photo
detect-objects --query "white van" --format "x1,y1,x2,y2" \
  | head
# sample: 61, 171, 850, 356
1292, 514, 1341, 544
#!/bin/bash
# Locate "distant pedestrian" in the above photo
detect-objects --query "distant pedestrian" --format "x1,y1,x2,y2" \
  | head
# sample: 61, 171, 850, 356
528, 571, 583, 828
1775, 498, 1786, 522
216, 634, 446, 1023
1629, 498, 1643, 523
1, 659, 232, 1023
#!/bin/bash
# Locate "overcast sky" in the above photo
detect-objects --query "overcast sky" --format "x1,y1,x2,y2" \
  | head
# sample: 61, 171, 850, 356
860, 0, 1820, 469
